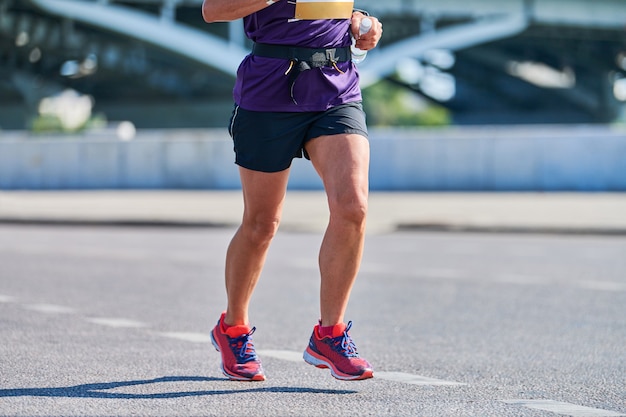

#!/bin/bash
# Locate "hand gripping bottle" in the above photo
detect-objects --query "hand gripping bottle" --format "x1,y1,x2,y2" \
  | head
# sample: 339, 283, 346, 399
351, 17, 372, 64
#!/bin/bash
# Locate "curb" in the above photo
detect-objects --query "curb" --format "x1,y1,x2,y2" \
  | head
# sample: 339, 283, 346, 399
2, 217, 625, 236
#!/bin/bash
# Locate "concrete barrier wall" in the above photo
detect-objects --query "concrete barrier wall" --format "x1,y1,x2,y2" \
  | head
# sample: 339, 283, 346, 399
368, 125, 626, 191
1, 125, 625, 191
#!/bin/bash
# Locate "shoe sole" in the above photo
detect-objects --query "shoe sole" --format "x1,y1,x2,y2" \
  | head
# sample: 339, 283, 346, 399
303, 347, 374, 381
210, 329, 266, 382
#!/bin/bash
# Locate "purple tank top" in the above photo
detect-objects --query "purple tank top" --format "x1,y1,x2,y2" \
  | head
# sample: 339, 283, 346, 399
232, 2, 362, 112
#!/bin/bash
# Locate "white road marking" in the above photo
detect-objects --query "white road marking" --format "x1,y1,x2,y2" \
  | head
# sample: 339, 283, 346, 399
502, 400, 626, 417
257, 350, 468, 386
86, 317, 147, 328
376, 371, 468, 386
495, 273, 549, 286
23, 303, 76, 314
158, 332, 212, 343
0, 294, 16, 303
257, 349, 304, 362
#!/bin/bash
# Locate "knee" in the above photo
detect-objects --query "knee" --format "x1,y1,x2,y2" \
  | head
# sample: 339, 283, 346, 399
328, 193, 368, 228
242, 215, 280, 244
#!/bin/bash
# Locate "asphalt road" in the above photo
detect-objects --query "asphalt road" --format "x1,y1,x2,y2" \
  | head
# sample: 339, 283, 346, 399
0, 224, 624, 417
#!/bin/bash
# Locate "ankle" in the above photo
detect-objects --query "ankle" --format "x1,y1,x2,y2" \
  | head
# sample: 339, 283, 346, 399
219, 312, 251, 337
318, 322, 347, 338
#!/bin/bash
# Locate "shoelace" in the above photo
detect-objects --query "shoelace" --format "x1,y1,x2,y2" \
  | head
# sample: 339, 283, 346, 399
329, 321, 359, 358
229, 327, 258, 363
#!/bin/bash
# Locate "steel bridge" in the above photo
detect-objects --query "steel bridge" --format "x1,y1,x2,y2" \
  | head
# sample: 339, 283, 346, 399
1, 0, 625, 128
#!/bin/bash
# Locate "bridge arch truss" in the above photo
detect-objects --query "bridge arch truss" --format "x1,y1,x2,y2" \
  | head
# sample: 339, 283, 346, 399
1, 0, 625, 128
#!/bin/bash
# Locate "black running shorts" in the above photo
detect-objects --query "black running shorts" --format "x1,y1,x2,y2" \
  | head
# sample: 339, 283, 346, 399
228, 102, 368, 173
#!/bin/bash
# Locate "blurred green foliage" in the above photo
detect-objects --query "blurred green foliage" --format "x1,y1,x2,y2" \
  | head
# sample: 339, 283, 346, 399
362, 80, 451, 127
30, 114, 107, 134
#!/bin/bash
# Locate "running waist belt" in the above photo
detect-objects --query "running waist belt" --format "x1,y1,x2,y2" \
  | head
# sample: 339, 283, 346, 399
251, 43, 351, 67
251, 43, 352, 105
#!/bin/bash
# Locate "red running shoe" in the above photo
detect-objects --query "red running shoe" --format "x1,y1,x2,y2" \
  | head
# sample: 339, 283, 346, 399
303, 321, 374, 380
210, 312, 265, 381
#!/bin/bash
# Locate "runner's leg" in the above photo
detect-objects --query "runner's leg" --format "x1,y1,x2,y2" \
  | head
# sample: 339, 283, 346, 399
304, 133, 370, 327
223, 166, 290, 326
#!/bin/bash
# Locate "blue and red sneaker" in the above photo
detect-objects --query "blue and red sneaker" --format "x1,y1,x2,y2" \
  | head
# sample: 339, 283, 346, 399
210, 312, 266, 381
303, 321, 374, 380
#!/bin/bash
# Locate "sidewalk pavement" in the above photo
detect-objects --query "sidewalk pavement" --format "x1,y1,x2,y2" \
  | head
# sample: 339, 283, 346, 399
1, 190, 625, 235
